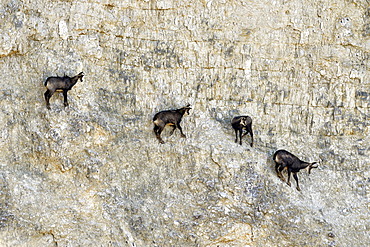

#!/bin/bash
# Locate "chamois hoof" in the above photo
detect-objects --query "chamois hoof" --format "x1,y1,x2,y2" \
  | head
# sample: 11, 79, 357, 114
287, 182, 291, 187
296, 187, 301, 191
181, 134, 186, 138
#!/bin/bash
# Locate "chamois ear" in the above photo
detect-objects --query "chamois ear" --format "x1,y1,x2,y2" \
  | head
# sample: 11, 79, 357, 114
185, 104, 191, 108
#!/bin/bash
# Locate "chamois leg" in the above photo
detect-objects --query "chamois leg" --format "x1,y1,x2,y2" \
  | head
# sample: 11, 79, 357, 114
238, 129, 243, 145
275, 163, 280, 175
44, 90, 52, 109
63, 90, 69, 107
169, 124, 176, 136
154, 125, 165, 144
293, 172, 300, 191
177, 124, 186, 138
234, 129, 238, 143
287, 169, 292, 187
277, 165, 285, 181
153, 125, 159, 135
275, 163, 282, 179
246, 125, 253, 147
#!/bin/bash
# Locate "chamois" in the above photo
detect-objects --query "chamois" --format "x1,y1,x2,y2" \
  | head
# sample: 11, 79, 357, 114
273, 149, 318, 191
44, 72, 84, 109
153, 104, 191, 144
231, 116, 253, 147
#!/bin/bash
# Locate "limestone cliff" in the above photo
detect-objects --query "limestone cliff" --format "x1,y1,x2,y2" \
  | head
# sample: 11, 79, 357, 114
0, 0, 369, 246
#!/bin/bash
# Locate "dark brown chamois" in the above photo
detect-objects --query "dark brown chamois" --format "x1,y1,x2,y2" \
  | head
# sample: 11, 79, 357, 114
231, 116, 253, 147
153, 104, 191, 144
273, 149, 318, 191
44, 72, 84, 109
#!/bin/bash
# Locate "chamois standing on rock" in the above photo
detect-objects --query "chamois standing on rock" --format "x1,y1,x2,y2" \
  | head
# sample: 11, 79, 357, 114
231, 116, 254, 147
153, 104, 191, 144
44, 72, 84, 109
273, 149, 318, 191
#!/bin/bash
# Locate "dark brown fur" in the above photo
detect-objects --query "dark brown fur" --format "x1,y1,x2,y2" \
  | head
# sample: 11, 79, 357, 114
153, 104, 191, 144
231, 116, 253, 147
44, 72, 84, 109
273, 149, 318, 191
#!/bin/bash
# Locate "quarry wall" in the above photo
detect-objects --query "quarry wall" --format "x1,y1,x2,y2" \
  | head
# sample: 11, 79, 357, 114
0, 0, 369, 246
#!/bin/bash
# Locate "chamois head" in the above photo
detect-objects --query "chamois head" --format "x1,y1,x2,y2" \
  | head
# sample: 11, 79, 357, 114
240, 116, 249, 126
308, 162, 319, 174
179, 104, 191, 115
77, 72, 84, 82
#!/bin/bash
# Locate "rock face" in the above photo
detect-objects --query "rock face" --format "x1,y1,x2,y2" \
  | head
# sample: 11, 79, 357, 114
0, 0, 369, 246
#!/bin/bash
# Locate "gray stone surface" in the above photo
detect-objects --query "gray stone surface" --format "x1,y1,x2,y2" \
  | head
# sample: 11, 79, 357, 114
0, 0, 369, 246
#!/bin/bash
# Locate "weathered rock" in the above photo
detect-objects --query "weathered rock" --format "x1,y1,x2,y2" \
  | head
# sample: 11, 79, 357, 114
0, 0, 369, 246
